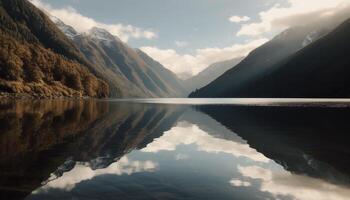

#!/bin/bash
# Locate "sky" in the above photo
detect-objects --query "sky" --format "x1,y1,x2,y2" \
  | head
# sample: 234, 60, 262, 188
30, 0, 350, 79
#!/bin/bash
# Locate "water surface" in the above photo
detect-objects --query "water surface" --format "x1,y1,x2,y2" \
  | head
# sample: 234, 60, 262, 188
1, 99, 350, 200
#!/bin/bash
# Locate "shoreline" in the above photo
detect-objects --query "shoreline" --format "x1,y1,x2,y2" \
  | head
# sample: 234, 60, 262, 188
0, 92, 91, 100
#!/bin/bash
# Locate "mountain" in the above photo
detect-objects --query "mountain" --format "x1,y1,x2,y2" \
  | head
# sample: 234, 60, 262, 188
192, 18, 350, 98
50, 17, 148, 97
237, 17, 350, 98
54, 17, 187, 97
190, 24, 332, 97
71, 27, 144, 97
0, 0, 110, 98
185, 57, 244, 93
77, 27, 187, 97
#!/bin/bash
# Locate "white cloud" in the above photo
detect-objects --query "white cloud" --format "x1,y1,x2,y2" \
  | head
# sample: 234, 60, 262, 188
141, 123, 270, 163
175, 41, 188, 47
229, 15, 250, 23
29, 0, 157, 42
237, 0, 350, 37
140, 38, 268, 78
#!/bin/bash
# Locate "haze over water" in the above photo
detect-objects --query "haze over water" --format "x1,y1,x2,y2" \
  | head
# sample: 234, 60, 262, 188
1, 99, 350, 200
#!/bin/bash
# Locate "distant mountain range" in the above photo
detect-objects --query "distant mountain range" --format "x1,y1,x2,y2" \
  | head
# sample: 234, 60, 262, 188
185, 57, 244, 93
191, 17, 350, 98
136, 49, 188, 96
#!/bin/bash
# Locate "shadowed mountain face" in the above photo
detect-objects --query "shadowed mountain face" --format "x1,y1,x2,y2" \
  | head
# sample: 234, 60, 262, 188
0, 0, 109, 98
222, 18, 350, 98
0, 100, 185, 199
185, 57, 244, 93
190, 19, 349, 98
198, 105, 350, 185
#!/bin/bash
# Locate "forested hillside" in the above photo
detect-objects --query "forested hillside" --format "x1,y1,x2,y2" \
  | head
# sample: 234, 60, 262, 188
0, 0, 109, 98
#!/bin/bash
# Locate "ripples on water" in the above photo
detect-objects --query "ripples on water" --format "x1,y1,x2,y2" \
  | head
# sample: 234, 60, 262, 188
1, 99, 350, 200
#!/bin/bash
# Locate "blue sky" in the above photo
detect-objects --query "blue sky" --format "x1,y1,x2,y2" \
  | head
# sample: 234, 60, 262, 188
37, 0, 280, 53
31, 0, 349, 78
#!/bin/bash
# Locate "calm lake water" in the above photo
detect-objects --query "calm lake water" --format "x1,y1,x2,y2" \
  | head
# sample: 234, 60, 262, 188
1, 99, 350, 200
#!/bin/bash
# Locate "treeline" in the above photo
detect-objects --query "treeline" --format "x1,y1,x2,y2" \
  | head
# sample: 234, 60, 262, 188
0, 32, 109, 98
0, 0, 110, 98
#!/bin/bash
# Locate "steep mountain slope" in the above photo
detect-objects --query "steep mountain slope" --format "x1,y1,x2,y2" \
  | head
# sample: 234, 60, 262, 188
0, 0, 109, 98
193, 18, 350, 98
227, 18, 350, 97
71, 26, 187, 97
71, 28, 144, 97
185, 57, 244, 93
51, 17, 148, 97
190, 25, 331, 98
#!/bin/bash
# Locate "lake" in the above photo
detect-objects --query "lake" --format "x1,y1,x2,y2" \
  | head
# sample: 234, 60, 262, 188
1, 99, 350, 200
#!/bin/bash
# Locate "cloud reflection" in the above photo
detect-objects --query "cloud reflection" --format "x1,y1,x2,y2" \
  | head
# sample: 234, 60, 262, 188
238, 165, 350, 200
175, 153, 189, 160
142, 122, 269, 163
33, 156, 158, 192
229, 179, 251, 187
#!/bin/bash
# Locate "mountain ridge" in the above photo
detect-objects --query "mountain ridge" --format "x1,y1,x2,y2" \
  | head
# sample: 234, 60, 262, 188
185, 57, 244, 93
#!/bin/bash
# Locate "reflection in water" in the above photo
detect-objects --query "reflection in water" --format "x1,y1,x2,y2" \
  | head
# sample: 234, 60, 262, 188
0, 100, 184, 199
199, 105, 350, 185
1, 99, 350, 200
37, 156, 158, 192
0, 100, 109, 200
142, 122, 269, 163
0, 100, 109, 160
237, 165, 350, 200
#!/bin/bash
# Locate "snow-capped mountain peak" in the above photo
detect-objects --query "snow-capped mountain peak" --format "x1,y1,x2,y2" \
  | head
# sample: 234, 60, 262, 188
50, 15, 79, 40
88, 27, 116, 42
50, 16, 78, 38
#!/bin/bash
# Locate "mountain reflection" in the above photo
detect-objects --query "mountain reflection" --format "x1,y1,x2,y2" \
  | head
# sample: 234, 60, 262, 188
0, 100, 184, 200
237, 164, 350, 200
38, 156, 158, 192
142, 122, 269, 163
199, 105, 350, 186
1, 100, 350, 200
